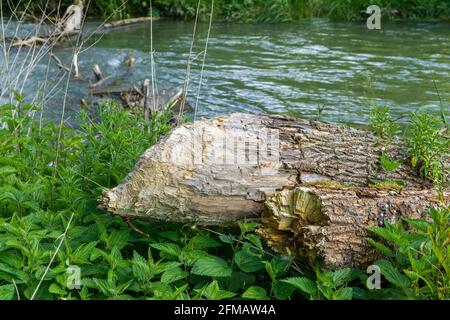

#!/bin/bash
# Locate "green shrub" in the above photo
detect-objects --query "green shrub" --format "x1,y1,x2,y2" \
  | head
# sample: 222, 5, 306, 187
407, 111, 449, 192
0, 101, 448, 300
367, 205, 450, 300
12, 0, 450, 22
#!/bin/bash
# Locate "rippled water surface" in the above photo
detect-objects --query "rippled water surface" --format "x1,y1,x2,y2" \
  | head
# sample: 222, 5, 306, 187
2, 19, 450, 125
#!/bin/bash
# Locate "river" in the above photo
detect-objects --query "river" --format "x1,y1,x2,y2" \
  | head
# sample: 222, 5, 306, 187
1, 19, 449, 125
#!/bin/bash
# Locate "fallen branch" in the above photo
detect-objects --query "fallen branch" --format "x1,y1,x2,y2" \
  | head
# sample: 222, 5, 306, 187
104, 17, 160, 28
49, 52, 71, 73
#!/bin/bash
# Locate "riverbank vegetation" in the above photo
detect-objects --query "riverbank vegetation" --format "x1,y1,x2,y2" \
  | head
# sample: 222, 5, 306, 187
1, 0, 448, 302
12, 0, 450, 22
0, 98, 448, 300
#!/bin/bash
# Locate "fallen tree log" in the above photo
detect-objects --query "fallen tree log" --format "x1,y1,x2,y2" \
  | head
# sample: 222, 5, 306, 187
101, 113, 448, 268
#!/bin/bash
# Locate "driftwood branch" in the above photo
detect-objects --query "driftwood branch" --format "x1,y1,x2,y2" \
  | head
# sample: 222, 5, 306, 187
104, 17, 160, 28
49, 52, 71, 73
88, 60, 190, 114
101, 113, 448, 269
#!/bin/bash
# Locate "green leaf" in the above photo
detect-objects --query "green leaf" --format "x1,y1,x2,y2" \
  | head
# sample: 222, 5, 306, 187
189, 235, 221, 250
244, 234, 263, 249
366, 238, 395, 257
150, 243, 182, 258
317, 283, 333, 299
405, 219, 430, 233
48, 283, 67, 296
219, 271, 256, 293
331, 268, 353, 287
218, 234, 235, 244
0, 263, 28, 283
161, 267, 189, 284
282, 277, 317, 295
201, 281, 236, 300
332, 287, 353, 300
234, 248, 265, 273
106, 230, 130, 250
0, 284, 15, 300
73, 241, 98, 264
376, 260, 411, 288
380, 153, 401, 172
191, 256, 232, 278
132, 251, 152, 282
242, 286, 269, 300
0, 166, 17, 176
238, 222, 261, 234
272, 280, 296, 300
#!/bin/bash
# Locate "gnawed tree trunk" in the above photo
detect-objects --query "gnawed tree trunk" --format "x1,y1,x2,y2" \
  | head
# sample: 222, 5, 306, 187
101, 113, 448, 268
259, 186, 445, 269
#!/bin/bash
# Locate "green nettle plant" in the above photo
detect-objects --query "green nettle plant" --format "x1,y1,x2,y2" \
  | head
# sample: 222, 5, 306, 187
369, 105, 400, 148
368, 105, 403, 185
0, 101, 448, 300
407, 111, 448, 193
367, 206, 449, 300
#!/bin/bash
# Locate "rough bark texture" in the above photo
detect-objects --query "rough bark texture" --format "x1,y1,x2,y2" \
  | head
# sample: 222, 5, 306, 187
259, 186, 446, 269
101, 113, 448, 268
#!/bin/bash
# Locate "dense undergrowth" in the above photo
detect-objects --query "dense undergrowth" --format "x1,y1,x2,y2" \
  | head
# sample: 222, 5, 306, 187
0, 99, 448, 300
13, 0, 450, 22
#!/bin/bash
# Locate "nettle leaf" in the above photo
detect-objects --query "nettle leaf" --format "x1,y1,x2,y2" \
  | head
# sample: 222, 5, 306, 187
244, 234, 263, 249
191, 256, 232, 278
158, 231, 179, 242
238, 222, 261, 234
234, 246, 265, 273
106, 230, 130, 250
180, 248, 210, 266
269, 256, 290, 279
282, 277, 317, 295
376, 260, 411, 288
161, 267, 189, 284
380, 153, 401, 172
317, 283, 333, 299
405, 218, 430, 233
367, 225, 398, 243
219, 271, 256, 293
189, 235, 221, 250
148, 282, 174, 299
0, 251, 23, 270
272, 280, 296, 300
73, 241, 98, 264
200, 280, 236, 300
218, 234, 235, 244
48, 283, 67, 296
150, 243, 182, 258
242, 286, 269, 300
366, 238, 395, 257
0, 166, 17, 176
152, 261, 183, 275
0, 284, 15, 300
332, 287, 353, 300
0, 263, 28, 283
132, 251, 152, 282
331, 268, 353, 287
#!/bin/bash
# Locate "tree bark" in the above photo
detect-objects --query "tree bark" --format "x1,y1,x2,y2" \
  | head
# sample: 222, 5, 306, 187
259, 186, 445, 269
100, 113, 448, 268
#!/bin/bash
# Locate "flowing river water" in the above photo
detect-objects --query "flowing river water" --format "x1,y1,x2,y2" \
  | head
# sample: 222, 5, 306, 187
1, 19, 449, 125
